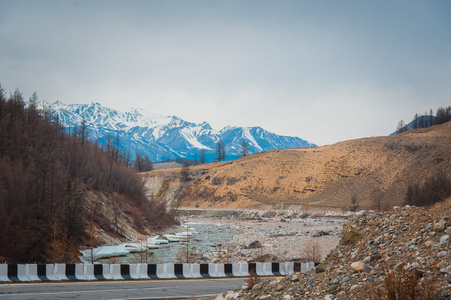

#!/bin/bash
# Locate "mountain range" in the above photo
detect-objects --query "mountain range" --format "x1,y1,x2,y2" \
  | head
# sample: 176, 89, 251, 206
42, 101, 316, 162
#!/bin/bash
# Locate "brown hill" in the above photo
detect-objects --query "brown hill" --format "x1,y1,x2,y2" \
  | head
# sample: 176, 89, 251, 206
145, 122, 451, 211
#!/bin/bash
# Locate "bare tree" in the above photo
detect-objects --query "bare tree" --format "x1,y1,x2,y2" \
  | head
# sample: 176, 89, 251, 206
240, 140, 250, 158
371, 188, 384, 212
216, 139, 226, 161
199, 149, 206, 164
180, 160, 190, 182
396, 120, 406, 134
349, 193, 360, 212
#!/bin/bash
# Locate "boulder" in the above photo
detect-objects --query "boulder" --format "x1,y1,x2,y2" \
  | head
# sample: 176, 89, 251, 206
350, 261, 371, 273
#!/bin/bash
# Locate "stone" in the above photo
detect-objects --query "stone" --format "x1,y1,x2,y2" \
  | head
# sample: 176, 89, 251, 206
434, 222, 446, 232
315, 266, 325, 273
241, 285, 250, 291
440, 235, 449, 245
328, 284, 339, 293
350, 261, 371, 273
350, 285, 359, 291
215, 293, 226, 300
248, 240, 262, 249
425, 240, 433, 247
282, 295, 293, 300
437, 251, 447, 258
356, 210, 367, 217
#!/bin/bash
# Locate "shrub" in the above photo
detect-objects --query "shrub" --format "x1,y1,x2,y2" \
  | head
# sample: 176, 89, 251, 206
372, 266, 440, 300
405, 173, 451, 207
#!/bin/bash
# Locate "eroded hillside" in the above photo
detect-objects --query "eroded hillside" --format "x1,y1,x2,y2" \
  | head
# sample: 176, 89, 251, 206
145, 122, 451, 210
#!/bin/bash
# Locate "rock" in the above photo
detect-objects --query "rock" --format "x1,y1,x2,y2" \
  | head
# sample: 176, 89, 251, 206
437, 251, 447, 258
350, 261, 371, 273
356, 210, 366, 217
425, 240, 433, 247
434, 222, 446, 232
282, 295, 293, 300
328, 284, 339, 293
315, 266, 325, 273
241, 285, 250, 291
350, 285, 359, 291
248, 240, 262, 249
440, 235, 449, 245
215, 293, 226, 300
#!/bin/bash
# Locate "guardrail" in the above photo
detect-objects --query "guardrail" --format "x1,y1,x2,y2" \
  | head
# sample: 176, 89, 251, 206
0, 262, 315, 282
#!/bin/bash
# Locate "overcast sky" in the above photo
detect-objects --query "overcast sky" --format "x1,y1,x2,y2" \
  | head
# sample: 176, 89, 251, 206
1, 0, 450, 145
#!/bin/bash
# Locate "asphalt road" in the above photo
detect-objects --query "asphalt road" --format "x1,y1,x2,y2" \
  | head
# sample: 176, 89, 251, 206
0, 278, 252, 300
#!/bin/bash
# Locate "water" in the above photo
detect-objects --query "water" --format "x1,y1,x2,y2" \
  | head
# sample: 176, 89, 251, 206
95, 222, 238, 264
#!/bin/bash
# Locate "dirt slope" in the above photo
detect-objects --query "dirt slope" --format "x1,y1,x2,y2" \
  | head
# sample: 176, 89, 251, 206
145, 122, 451, 211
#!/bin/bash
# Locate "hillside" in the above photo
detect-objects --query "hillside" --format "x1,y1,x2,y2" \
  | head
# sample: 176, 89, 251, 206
145, 122, 451, 211
219, 198, 451, 299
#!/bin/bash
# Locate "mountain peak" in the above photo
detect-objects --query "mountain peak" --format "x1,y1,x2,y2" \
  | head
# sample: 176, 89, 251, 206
47, 101, 316, 162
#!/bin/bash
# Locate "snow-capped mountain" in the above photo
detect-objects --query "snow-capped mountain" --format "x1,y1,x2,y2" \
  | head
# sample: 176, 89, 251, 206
42, 101, 316, 162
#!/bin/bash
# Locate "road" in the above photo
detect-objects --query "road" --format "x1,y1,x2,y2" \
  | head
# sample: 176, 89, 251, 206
0, 278, 252, 300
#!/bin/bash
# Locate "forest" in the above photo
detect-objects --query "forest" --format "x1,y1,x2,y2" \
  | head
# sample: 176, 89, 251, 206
395, 106, 451, 133
0, 85, 176, 263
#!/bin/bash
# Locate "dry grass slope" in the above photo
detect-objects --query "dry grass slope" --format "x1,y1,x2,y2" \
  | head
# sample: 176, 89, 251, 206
148, 122, 451, 211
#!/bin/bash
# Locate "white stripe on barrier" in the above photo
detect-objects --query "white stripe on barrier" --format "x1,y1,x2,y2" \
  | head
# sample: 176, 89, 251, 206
164, 263, 176, 279
214, 264, 226, 277
17, 264, 29, 281
75, 264, 85, 280
136, 264, 148, 279
156, 264, 167, 279
102, 264, 114, 280
54, 264, 68, 280
129, 264, 139, 279
84, 264, 96, 281
208, 263, 218, 277
262, 263, 273, 276
255, 263, 265, 276
26, 264, 40, 281
239, 263, 249, 277
110, 264, 122, 280
182, 264, 191, 278
0, 264, 10, 282
45, 264, 58, 281
190, 264, 201, 278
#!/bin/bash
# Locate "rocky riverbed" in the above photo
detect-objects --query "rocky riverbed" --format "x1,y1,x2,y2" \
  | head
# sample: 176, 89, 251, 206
182, 214, 345, 264
213, 200, 451, 300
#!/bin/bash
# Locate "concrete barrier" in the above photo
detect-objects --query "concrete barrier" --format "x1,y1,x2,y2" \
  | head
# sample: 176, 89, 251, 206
224, 263, 234, 277
26, 264, 40, 281
163, 263, 176, 279
0, 261, 315, 282
135, 264, 148, 279
84, 264, 96, 281
120, 264, 132, 280
0, 264, 10, 282
174, 263, 191, 278
190, 264, 201, 278
110, 264, 122, 280
102, 264, 115, 280
54, 263, 68, 280
147, 264, 158, 279
214, 263, 226, 277
17, 264, 29, 281
271, 262, 281, 275
155, 263, 167, 279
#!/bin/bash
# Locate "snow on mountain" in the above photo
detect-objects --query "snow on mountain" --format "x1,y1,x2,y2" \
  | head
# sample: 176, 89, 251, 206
41, 101, 316, 162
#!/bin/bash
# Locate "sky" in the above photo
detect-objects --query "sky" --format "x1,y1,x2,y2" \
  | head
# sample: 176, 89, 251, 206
0, 0, 450, 146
